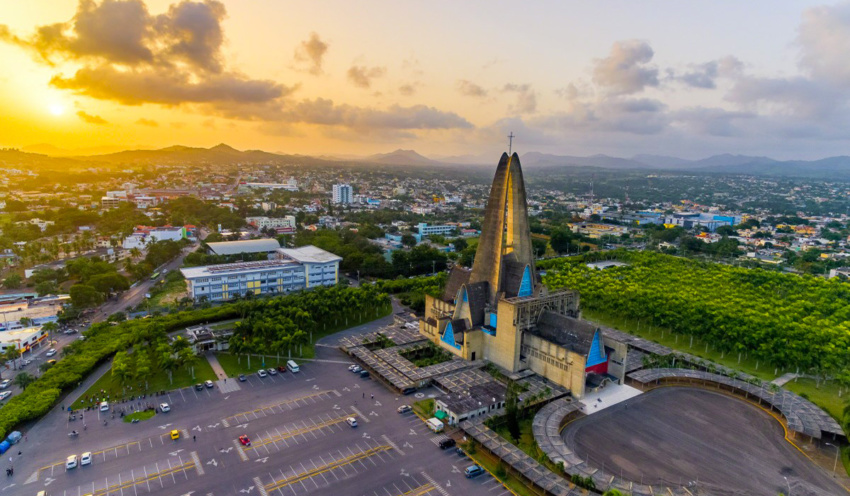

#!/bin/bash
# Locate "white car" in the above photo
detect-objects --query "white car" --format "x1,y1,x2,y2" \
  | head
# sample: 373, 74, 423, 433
349, 365, 362, 373
45, 349, 57, 357
204, 380, 214, 388
0, 379, 10, 389
346, 417, 358, 428
0, 391, 11, 401
80, 452, 92, 466
99, 401, 109, 412
257, 369, 268, 378
66, 455, 78, 469
160, 403, 170, 413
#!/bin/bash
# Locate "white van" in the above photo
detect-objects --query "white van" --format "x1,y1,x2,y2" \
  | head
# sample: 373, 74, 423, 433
426, 418, 444, 433
286, 360, 300, 373
99, 401, 109, 412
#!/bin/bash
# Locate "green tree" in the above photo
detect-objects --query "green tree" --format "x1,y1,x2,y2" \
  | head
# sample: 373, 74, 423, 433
401, 233, 417, 247
2, 274, 22, 289
13, 371, 35, 390
34, 280, 59, 296
549, 229, 575, 254
4, 348, 21, 370
69, 284, 103, 308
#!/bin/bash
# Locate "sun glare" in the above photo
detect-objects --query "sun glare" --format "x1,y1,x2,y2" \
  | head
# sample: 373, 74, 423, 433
48, 104, 64, 116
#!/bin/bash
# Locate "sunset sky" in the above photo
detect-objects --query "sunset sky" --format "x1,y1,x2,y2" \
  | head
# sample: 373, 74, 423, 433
2, 1, 850, 159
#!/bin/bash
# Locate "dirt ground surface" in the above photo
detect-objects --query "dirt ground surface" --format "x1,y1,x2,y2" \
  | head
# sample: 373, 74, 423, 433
561, 387, 847, 496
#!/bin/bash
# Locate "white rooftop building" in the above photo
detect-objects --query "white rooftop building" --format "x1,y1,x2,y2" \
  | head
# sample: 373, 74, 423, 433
206, 238, 280, 256
181, 245, 341, 301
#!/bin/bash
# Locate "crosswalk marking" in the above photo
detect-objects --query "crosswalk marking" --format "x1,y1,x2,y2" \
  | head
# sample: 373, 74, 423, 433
420, 472, 450, 496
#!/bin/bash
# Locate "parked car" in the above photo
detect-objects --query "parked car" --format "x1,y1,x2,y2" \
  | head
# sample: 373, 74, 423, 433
267, 368, 277, 376
464, 465, 484, 478
239, 435, 251, 446
257, 369, 268, 378
0, 380, 10, 389
438, 438, 456, 450
204, 380, 214, 388
276, 365, 286, 372
170, 429, 180, 440
238, 374, 247, 382
346, 417, 358, 428
348, 364, 361, 373
160, 403, 170, 413
99, 401, 109, 412
396, 405, 411, 414
80, 452, 92, 466
455, 447, 467, 457
45, 349, 56, 357
359, 370, 370, 378
194, 383, 204, 391
0, 392, 11, 401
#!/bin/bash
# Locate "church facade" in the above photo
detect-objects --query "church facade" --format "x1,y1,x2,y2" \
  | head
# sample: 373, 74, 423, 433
419, 152, 627, 398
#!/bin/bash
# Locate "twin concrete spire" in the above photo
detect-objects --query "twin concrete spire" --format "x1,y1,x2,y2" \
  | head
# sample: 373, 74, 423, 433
469, 152, 537, 307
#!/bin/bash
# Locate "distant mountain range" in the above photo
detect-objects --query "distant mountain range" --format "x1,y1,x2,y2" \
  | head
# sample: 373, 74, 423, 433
6, 143, 850, 179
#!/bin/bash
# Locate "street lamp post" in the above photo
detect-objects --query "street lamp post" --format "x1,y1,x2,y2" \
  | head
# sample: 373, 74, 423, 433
825, 443, 840, 476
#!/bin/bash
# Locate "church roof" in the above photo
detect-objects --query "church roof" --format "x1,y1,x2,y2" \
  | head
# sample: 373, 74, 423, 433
533, 310, 599, 356
465, 282, 489, 326
442, 266, 471, 302
502, 258, 528, 298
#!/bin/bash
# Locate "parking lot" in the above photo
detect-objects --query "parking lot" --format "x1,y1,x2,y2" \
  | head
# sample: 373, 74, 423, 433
9, 347, 513, 496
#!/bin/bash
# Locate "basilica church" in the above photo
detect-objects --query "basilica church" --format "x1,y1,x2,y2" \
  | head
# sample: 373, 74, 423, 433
419, 152, 627, 398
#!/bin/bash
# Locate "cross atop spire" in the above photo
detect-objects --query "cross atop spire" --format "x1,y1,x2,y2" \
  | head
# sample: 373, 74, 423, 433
508, 132, 515, 154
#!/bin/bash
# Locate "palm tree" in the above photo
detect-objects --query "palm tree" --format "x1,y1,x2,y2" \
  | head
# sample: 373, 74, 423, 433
4, 348, 21, 370
179, 348, 200, 379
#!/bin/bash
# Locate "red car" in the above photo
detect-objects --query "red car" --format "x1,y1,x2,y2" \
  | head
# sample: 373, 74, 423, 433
239, 435, 251, 446
277, 365, 286, 372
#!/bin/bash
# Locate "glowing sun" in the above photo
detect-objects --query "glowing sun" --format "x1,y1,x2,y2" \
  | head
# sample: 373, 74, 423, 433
48, 104, 65, 116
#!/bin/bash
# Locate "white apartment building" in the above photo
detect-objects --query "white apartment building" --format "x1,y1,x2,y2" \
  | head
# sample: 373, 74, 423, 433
332, 184, 352, 204
180, 245, 341, 301
416, 222, 457, 237
241, 179, 298, 191
246, 216, 296, 230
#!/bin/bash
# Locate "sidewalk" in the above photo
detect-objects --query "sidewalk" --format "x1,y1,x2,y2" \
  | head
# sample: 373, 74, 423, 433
205, 352, 228, 380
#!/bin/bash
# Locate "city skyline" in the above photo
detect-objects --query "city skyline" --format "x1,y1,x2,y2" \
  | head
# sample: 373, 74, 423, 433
2, 0, 850, 159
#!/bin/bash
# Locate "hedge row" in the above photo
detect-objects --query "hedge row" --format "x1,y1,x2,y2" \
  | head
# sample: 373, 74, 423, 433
0, 304, 240, 439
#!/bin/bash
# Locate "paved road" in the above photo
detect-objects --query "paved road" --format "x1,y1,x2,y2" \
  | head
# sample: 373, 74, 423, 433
93, 243, 197, 325
7, 346, 510, 496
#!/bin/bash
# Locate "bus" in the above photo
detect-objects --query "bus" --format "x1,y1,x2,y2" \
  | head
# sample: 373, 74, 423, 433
150, 272, 161, 280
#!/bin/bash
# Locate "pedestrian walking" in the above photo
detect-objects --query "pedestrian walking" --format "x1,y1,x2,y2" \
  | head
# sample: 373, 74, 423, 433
370, 393, 374, 400
362, 393, 365, 399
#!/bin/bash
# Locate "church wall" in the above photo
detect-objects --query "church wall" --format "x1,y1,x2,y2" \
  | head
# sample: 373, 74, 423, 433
521, 333, 588, 399
604, 338, 629, 384
485, 299, 522, 371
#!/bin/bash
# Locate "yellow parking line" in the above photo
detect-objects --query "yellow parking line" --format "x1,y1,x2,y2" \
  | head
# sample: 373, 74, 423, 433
266, 445, 392, 492
37, 440, 142, 477
401, 483, 434, 496
91, 460, 195, 496
245, 415, 352, 451
224, 390, 332, 423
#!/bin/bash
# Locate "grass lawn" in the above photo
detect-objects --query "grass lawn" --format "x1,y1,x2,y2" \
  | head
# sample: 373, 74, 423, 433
582, 308, 845, 420
215, 353, 289, 377
123, 410, 156, 423
148, 276, 187, 307
412, 398, 435, 419
71, 358, 217, 410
